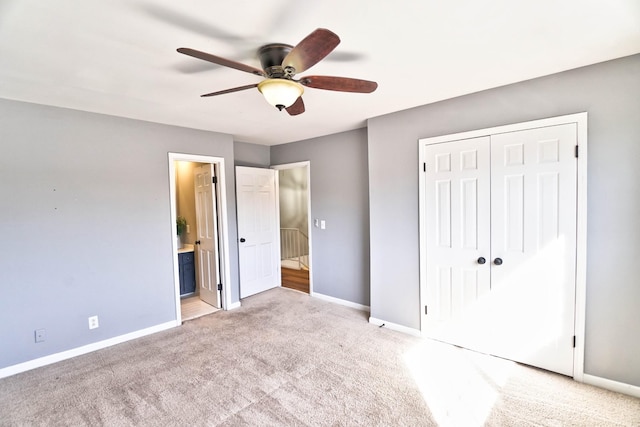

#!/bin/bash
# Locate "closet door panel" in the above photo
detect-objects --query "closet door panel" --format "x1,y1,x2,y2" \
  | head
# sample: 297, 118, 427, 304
490, 124, 577, 376
423, 136, 491, 349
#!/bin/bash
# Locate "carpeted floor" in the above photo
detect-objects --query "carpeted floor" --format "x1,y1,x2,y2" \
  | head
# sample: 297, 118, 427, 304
1, 287, 638, 426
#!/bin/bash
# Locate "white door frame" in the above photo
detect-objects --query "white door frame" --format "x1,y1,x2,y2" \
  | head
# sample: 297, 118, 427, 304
271, 161, 314, 295
418, 112, 588, 381
168, 153, 233, 320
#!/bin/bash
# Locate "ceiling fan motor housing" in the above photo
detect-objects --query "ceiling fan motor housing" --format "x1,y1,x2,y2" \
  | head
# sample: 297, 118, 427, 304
258, 43, 295, 78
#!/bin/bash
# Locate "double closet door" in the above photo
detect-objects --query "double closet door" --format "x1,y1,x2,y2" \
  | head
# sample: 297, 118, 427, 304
422, 123, 578, 376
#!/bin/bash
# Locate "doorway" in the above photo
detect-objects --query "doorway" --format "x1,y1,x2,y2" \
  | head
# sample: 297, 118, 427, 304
169, 153, 232, 323
272, 162, 313, 294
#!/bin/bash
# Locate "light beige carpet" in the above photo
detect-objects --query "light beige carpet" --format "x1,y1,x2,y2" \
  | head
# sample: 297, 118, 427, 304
1, 288, 638, 426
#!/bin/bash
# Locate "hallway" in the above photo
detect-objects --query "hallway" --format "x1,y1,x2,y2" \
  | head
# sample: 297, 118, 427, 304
281, 267, 310, 294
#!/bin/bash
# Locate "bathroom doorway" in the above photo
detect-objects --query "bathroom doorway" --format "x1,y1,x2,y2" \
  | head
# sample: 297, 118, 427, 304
169, 153, 232, 322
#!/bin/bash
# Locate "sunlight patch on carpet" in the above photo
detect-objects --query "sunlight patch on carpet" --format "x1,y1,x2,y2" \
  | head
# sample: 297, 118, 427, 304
404, 340, 516, 427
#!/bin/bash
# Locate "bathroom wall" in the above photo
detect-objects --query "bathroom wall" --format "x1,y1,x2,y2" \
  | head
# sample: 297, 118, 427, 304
175, 161, 200, 245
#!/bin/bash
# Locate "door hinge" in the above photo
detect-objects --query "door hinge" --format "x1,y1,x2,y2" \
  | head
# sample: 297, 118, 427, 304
423, 162, 426, 172
217, 283, 222, 291
212, 176, 217, 184
575, 146, 579, 158
573, 335, 576, 348
424, 305, 428, 315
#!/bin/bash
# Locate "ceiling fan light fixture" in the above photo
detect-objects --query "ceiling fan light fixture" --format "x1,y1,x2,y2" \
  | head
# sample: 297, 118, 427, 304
258, 79, 304, 110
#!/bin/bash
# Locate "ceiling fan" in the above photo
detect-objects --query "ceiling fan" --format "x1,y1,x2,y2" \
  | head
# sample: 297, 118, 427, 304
177, 28, 377, 116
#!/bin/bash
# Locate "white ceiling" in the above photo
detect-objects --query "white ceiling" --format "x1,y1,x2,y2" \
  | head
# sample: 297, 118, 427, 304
1, 0, 639, 145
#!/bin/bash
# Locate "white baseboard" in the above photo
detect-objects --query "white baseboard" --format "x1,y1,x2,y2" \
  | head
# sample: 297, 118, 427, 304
583, 373, 640, 398
369, 317, 422, 337
312, 292, 370, 312
227, 301, 241, 310
0, 320, 179, 380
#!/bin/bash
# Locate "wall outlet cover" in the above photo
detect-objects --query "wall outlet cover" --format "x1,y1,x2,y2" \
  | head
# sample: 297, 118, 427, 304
88, 315, 99, 330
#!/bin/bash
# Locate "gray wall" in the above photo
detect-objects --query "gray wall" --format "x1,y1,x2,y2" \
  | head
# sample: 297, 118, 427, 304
0, 99, 240, 369
234, 141, 270, 167
368, 54, 640, 386
271, 129, 370, 306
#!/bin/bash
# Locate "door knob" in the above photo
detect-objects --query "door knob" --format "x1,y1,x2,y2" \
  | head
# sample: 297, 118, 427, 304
493, 257, 503, 265
240, 238, 246, 243
477, 257, 486, 264
195, 240, 201, 245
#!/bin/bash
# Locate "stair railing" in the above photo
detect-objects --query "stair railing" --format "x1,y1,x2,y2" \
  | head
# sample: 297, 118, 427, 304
280, 228, 309, 270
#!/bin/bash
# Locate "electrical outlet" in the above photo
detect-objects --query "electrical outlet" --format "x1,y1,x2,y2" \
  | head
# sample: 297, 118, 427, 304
34, 329, 46, 343
88, 315, 99, 330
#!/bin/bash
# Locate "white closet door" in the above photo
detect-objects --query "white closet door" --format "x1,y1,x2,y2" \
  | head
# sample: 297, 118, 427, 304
422, 123, 578, 376
489, 123, 577, 376
423, 136, 492, 350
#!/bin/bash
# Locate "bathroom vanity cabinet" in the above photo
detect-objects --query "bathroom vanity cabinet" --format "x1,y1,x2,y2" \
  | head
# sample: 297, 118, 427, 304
178, 250, 196, 296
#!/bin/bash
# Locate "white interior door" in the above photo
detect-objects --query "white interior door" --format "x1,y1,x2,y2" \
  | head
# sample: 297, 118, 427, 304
423, 136, 492, 350
194, 164, 221, 308
422, 123, 578, 376
236, 166, 280, 298
488, 124, 577, 375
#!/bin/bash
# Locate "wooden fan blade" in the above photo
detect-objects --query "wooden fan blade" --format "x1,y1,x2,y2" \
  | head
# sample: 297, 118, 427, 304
299, 76, 378, 93
286, 97, 305, 116
177, 48, 265, 76
201, 83, 259, 97
282, 28, 340, 74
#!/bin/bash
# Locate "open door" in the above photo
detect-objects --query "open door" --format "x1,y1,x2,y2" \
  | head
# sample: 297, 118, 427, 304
236, 166, 280, 298
194, 164, 221, 308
